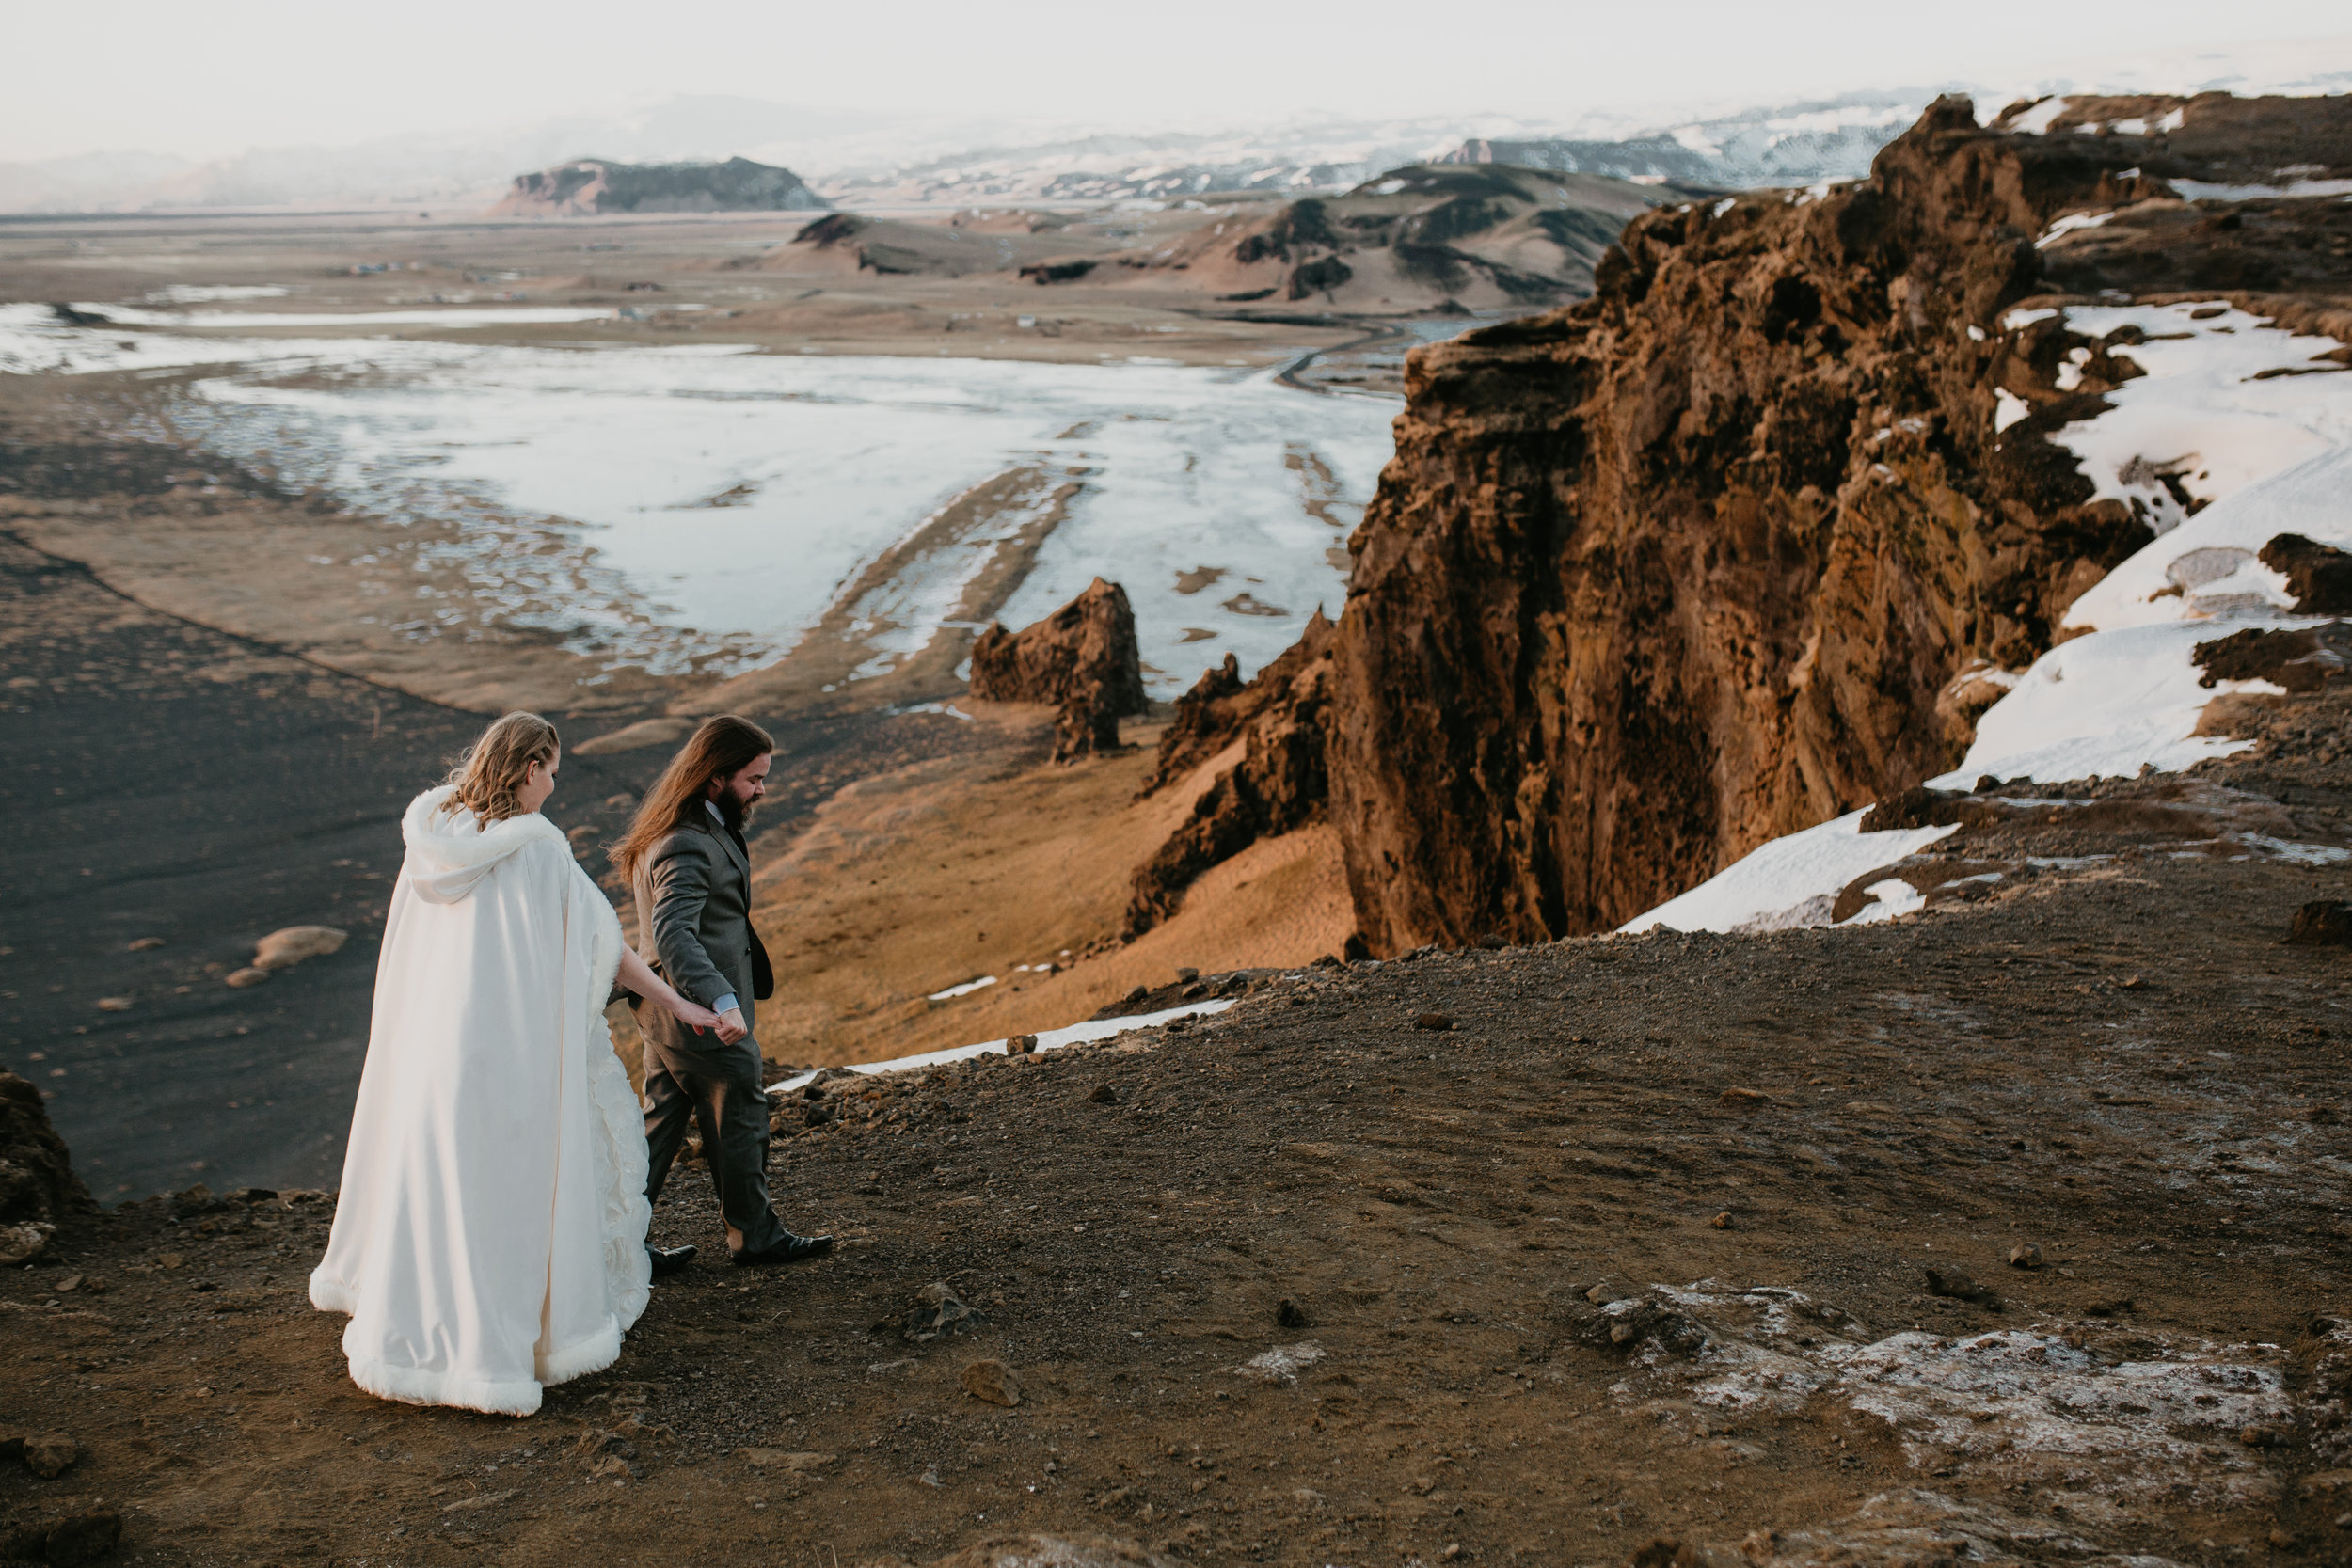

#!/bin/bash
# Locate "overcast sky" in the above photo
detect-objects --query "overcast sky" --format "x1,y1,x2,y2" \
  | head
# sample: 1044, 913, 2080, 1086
8, 0, 2348, 164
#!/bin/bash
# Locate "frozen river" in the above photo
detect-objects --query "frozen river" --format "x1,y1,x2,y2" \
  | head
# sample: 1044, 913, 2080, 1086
0, 303, 1402, 693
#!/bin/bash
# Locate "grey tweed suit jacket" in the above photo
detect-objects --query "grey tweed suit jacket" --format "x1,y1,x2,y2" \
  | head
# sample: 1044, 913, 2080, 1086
633, 812, 773, 1069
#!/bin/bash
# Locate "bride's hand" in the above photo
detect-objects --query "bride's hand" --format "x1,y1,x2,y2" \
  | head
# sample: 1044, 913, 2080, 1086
670, 998, 723, 1034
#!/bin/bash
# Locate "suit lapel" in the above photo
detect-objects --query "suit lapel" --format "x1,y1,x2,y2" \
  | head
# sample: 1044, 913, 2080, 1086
710, 816, 751, 881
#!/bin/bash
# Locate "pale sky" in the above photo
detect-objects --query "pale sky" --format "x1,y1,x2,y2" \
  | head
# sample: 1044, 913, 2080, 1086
7, 0, 2347, 164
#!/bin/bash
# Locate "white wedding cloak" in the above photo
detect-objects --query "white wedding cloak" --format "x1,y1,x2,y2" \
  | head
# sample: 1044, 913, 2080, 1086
310, 784, 652, 1417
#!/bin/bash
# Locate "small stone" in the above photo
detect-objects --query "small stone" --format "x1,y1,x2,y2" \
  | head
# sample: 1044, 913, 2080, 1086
127, 937, 165, 951
916, 1281, 979, 1336
1009, 1034, 1039, 1054
1175, 967, 1199, 982
1090, 1083, 1120, 1104
2273, 1528, 2297, 1549
1276, 1297, 1310, 1329
254, 925, 348, 971
22, 1431, 79, 1479
2008, 1243, 2043, 1269
739, 1449, 835, 1472
1584, 1283, 1612, 1304
2118, 974, 2145, 990
157, 1251, 185, 1270
1720, 1086, 1771, 1106
224, 967, 269, 989
96, 996, 133, 1012
1709, 1212, 1734, 1230
1413, 1013, 1454, 1032
40, 1510, 119, 1568
961, 1358, 1022, 1407
1922, 1266, 2000, 1307
54, 1275, 81, 1292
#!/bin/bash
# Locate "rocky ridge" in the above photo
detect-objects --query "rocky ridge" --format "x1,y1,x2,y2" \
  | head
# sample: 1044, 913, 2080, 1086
1133, 90, 2352, 953
1029, 164, 1696, 310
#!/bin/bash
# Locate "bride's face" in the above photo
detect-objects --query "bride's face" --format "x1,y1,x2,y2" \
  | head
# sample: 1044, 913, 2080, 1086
518, 749, 560, 815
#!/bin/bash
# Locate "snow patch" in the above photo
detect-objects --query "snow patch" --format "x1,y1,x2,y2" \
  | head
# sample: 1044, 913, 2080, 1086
765, 1000, 1235, 1093
1618, 810, 1958, 936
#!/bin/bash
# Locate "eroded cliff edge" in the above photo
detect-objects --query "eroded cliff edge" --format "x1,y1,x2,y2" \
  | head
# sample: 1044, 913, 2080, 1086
1135, 91, 2352, 951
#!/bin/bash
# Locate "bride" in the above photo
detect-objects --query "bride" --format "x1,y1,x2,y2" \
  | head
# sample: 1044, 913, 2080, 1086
310, 712, 722, 1416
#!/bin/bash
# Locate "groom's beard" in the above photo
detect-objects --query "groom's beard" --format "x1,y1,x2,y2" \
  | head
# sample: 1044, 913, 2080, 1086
715, 791, 752, 832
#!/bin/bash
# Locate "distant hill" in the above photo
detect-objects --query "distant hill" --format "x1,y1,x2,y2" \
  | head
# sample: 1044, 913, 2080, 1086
1035, 163, 1702, 310
1440, 99, 1920, 189
747, 209, 1090, 277
492, 155, 827, 216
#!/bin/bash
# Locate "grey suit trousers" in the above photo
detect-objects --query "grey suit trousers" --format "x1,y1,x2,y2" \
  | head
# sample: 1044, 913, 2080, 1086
634, 816, 788, 1257
641, 1031, 787, 1257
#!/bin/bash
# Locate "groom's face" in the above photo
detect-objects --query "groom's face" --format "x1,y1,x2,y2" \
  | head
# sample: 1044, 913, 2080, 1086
708, 752, 772, 828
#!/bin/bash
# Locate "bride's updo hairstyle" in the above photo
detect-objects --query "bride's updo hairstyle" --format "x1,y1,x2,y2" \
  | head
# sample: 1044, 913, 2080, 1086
439, 711, 561, 826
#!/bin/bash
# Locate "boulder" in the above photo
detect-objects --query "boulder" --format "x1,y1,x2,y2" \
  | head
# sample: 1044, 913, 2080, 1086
21, 1432, 78, 1479
0, 1070, 94, 1259
969, 579, 1145, 764
959, 1358, 1022, 1407
253, 926, 346, 971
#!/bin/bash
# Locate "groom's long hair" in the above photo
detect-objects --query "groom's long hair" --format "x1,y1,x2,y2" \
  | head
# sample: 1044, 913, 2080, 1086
611, 715, 775, 884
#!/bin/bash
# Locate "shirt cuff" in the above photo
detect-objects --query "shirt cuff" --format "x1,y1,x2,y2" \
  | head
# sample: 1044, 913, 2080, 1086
711, 992, 739, 1016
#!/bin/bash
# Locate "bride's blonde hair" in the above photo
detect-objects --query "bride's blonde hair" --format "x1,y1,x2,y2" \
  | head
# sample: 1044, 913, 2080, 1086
440, 711, 561, 825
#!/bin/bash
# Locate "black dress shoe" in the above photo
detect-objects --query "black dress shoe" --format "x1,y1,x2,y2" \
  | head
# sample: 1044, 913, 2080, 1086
648, 1244, 697, 1277
732, 1231, 834, 1267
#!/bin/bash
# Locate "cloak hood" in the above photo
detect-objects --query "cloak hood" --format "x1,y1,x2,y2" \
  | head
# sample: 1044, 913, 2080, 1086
400, 784, 566, 903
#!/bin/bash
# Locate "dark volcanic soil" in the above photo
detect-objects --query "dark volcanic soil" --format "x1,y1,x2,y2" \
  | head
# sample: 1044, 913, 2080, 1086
0, 520, 992, 1198
5, 832, 2349, 1566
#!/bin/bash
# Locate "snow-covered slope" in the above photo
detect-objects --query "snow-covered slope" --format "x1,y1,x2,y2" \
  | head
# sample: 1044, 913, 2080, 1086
1625, 297, 2352, 936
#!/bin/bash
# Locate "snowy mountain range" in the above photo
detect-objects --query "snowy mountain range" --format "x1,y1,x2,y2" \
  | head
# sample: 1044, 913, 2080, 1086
5, 35, 2351, 214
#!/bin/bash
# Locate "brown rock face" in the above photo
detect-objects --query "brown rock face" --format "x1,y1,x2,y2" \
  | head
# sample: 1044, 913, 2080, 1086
968, 578, 1147, 763
1126, 613, 1336, 936
1157, 92, 2352, 954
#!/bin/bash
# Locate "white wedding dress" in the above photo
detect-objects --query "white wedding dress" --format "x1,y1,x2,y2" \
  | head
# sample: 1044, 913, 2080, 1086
310, 785, 653, 1416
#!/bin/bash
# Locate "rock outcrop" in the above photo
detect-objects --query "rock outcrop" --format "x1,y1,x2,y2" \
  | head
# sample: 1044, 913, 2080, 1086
968, 578, 1146, 763
1125, 613, 1336, 935
493, 156, 826, 217
1139, 91, 2352, 953
1, 1069, 95, 1263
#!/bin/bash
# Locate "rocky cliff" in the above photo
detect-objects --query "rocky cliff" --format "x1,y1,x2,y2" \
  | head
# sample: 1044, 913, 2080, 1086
1136, 92, 2352, 952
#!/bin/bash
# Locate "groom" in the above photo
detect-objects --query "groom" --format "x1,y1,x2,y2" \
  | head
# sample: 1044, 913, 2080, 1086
613, 715, 832, 1271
